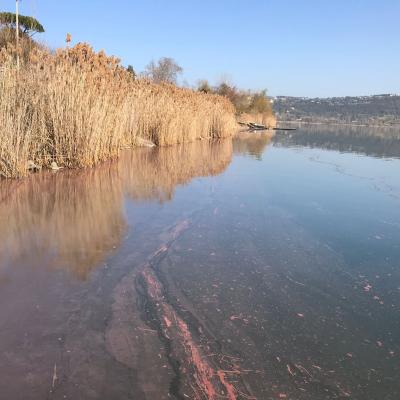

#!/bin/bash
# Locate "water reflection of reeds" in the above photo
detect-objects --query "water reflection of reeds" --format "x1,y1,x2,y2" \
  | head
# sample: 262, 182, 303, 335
0, 140, 233, 279
122, 139, 233, 201
0, 165, 125, 279
233, 131, 274, 160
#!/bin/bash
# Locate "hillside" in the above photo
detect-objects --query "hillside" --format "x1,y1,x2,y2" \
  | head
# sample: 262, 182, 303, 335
273, 94, 400, 126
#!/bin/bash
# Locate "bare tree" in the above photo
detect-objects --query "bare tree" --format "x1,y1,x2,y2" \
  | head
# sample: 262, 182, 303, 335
144, 57, 183, 84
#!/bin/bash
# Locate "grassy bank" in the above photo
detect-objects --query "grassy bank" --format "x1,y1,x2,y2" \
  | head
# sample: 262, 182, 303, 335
0, 43, 237, 178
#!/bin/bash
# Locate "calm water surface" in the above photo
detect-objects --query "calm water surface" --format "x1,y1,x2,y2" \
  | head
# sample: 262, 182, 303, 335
1, 126, 400, 400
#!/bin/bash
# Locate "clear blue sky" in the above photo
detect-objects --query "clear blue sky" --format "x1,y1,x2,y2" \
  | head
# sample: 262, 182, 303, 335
2, 0, 399, 97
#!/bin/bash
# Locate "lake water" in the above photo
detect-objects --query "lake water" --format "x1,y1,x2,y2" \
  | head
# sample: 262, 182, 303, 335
1, 125, 399, 400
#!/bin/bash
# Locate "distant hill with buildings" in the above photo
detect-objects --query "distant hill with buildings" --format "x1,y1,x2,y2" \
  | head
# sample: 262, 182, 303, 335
273, 94, 400, 126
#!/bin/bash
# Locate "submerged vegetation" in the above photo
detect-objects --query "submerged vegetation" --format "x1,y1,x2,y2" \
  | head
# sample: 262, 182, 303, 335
0, 39, 236, 178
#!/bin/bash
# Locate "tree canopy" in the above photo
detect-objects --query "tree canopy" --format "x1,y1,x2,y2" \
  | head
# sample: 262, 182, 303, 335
127, 65, 136, 78
198, 81, 273, 116
0, 12, 44, 36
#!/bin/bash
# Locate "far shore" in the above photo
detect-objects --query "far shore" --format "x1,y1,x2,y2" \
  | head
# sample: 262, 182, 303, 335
277, 120, 400, 129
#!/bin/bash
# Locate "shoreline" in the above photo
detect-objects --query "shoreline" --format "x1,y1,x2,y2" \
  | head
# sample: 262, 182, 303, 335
277, 120, 400, 129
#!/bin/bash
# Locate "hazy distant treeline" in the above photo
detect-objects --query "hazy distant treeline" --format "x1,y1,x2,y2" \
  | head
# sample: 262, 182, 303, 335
274, 95, 400, 126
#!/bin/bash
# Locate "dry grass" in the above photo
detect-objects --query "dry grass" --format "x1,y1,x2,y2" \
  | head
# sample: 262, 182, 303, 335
0, 43, 237, 178
0, 27, 40, 63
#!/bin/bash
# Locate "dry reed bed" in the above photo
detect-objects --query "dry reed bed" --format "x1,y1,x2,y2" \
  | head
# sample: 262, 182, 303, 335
0, 43, 237, 178
0, 139, 233, 278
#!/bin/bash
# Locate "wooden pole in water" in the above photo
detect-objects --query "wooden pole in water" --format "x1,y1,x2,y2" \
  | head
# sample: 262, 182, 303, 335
16, 0, 20, 69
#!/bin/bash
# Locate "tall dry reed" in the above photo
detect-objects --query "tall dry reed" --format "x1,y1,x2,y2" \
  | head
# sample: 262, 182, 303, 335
0, 43, 237, 178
